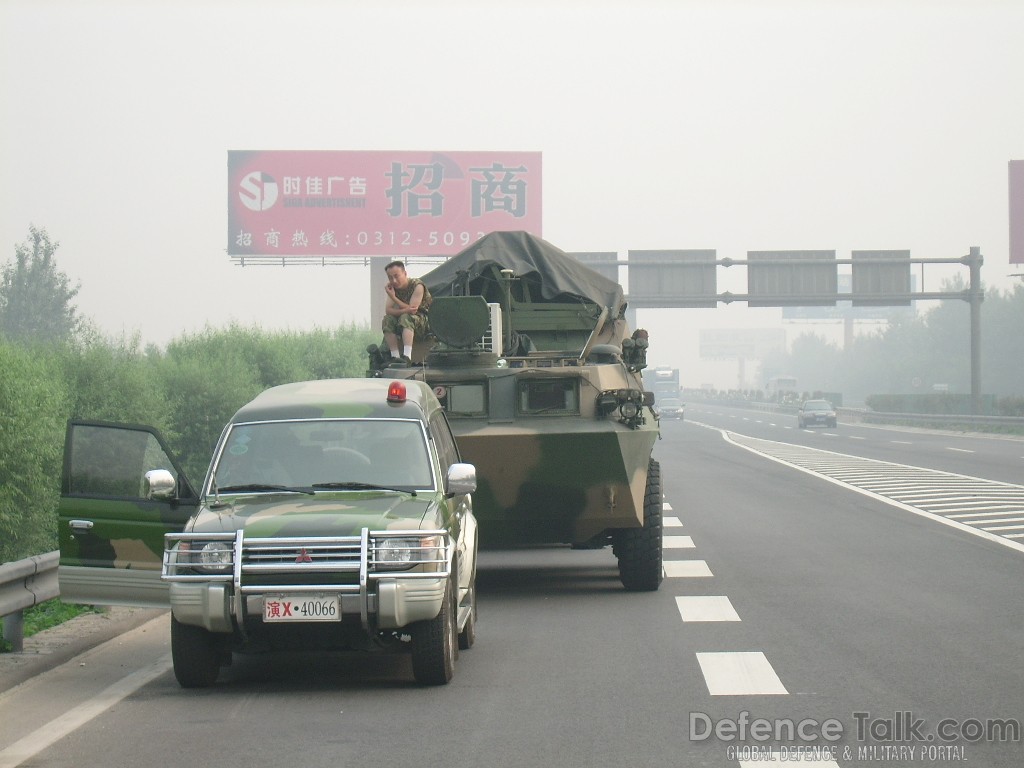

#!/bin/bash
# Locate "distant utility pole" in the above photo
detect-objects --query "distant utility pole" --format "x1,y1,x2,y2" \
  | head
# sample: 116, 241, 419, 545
967, 246, 983, 415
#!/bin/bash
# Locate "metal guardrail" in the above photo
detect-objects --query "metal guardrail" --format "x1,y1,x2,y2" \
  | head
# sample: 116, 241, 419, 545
838, 408, 1024, 430
686, 398, 1024, 432
0, 550, 59, 653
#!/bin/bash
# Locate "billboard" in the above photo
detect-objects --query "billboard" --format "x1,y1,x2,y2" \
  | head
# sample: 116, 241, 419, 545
1011, 160, 1024, 265
700, 328, 786, 359
228, 151, 542, 257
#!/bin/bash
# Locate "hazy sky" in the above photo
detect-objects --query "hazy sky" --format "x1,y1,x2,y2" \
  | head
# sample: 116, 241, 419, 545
3, 0, 1022, 388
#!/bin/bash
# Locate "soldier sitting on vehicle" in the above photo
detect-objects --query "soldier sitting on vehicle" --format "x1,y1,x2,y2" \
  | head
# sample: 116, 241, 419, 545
382, 260, 432, 366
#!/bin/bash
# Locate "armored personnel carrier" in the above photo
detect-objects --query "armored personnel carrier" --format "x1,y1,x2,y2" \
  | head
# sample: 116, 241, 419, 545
368, 231, 662, 591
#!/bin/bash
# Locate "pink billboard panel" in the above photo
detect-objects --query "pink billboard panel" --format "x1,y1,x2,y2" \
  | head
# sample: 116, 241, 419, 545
228, 150, 541, 257
1011, 160, 1024, 265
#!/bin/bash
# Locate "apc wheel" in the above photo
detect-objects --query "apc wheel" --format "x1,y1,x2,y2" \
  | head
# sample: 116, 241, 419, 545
458, 583, 477, 650
171, 615, 221, 688
411, 578, 457, 685
614, 458, 663, 592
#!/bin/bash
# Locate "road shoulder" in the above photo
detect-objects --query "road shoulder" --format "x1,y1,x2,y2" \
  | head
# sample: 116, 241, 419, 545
0, 606, 166, 693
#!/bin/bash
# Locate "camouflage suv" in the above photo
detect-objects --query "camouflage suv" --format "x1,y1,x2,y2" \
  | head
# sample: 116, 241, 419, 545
58, 378, 478, 687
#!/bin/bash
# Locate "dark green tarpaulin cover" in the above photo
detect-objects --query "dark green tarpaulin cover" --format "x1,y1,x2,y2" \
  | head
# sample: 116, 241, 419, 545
422, 231, 626, 316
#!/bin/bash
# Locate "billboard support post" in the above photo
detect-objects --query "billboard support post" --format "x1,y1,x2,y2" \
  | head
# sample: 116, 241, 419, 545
369, 256, 390, 344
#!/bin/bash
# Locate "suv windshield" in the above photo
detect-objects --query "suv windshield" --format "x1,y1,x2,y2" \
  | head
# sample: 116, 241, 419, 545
803, 401, 832, 410
211, 419, 434, 493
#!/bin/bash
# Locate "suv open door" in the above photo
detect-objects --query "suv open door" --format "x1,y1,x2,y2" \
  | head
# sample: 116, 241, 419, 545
58, 421, 198, 607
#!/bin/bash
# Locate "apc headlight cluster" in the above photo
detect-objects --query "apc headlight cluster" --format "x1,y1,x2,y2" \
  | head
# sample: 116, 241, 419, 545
597, 388, 654, 429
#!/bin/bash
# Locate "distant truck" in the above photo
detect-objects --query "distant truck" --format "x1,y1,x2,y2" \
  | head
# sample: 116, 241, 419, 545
650, 366, 680, 401
765, 375, 798, 400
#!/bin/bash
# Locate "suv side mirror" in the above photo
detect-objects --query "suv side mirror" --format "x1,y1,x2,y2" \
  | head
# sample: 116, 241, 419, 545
144, 469, 177, 500
446, 463, 477, 496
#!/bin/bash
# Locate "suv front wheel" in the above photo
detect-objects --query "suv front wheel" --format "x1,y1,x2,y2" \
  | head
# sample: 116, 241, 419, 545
171, 615, 221, 688
410, 576, 458, 685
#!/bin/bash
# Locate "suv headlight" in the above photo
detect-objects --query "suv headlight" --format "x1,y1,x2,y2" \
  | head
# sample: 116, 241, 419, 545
373, 535, 444, 571
179, 540, 233, 573
375, 537, 417, 568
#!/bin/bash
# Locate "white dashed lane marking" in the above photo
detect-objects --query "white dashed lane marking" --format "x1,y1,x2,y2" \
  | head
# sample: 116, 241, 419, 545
676, 596, 741, 622
663, 560, 714, 578
660, 493, 791, 732
696, 652, 789, 695
664, 535, 695, 549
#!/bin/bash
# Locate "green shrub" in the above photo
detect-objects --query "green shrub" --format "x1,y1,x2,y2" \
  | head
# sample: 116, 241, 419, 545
0, 600, 100, 652
0, 342, 70, 562
0, 324, 377, 560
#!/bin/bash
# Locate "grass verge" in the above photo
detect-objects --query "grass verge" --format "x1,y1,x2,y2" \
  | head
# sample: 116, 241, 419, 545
0, 600, 101, 652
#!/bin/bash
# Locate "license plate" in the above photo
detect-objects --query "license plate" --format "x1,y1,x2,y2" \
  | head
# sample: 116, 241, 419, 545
263, 595, 340, 622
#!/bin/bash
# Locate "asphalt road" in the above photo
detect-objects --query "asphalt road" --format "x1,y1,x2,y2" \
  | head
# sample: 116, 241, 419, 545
1, 408, 1021, 768
683, 402, 1024, 484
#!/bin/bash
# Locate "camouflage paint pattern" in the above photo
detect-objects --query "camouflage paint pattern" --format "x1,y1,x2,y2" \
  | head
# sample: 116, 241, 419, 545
454, 424, 656, 545
384, 351, 659, 548
189, 494, 432, 539
228, 378, 440, 424
58, 497, 187, 569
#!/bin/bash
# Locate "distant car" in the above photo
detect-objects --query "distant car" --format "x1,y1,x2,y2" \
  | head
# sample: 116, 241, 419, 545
658, 397, 685, 420
798, 399, 837, 428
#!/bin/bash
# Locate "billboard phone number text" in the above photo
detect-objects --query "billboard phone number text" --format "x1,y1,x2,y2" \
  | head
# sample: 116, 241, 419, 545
353, 230, 487, 248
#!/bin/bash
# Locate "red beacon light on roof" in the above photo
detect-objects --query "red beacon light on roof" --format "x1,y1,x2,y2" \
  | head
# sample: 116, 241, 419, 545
387, 381, 407, 403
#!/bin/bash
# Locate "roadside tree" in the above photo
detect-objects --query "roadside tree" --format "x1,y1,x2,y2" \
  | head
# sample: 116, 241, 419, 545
0, 226, 81, 345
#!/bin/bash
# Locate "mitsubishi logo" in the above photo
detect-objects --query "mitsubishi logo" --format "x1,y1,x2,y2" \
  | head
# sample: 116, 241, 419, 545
295, 548, 313, 563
